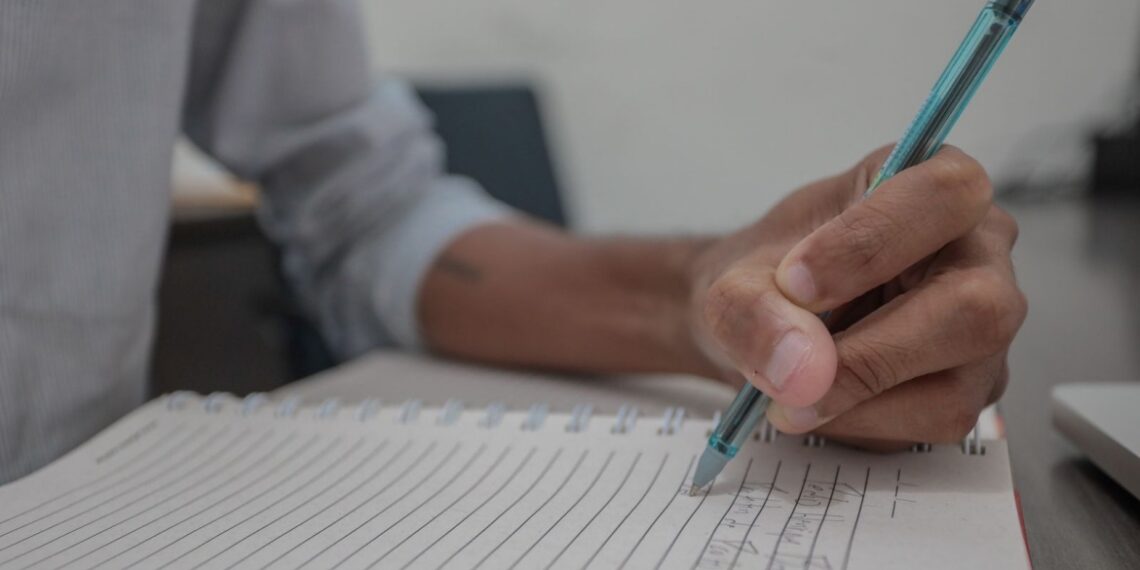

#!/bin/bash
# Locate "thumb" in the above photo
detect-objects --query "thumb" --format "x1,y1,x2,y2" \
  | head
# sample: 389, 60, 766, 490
700, 262, 837, 408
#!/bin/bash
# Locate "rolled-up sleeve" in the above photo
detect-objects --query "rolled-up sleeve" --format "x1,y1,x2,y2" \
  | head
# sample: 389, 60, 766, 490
181, 0, 510, 356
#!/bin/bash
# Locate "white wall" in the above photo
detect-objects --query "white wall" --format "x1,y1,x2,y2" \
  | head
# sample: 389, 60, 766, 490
360, 0, 1140, 234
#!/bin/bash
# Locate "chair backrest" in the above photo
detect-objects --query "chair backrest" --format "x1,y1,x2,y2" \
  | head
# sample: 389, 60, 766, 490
417, 84, 570, 227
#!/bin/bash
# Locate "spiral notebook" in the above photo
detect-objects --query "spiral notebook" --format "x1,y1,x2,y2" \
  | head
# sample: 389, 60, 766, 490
0, 393, 1029, 570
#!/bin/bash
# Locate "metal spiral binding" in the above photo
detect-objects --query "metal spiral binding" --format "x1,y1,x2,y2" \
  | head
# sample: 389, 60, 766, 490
167, 396, 803, 452
356, 399, 382, 422
759, 420, 778, 443
611, 405, 639, 434
803, 434, 826, 448
203, 392, 229, 414
905, 420, 990, 455
657, 407, 686, 435
565, 404, 594, 432
962, 426, 985, 456
910, 442, 934, 453
241, 394, 268, 416
479, 403, 507, 428
275, 397, 302, 418
315, 398, 340, 419
521, 404, 549, 431
398, 400, 422, 424
166, 392, 193, 411
437, 400, 464, 426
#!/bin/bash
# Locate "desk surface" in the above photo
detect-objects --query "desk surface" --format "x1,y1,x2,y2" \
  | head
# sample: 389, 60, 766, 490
277, 197, 1140, 569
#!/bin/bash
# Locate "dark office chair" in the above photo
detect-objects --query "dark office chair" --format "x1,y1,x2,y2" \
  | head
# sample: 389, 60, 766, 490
418, 84, 569, 227
152, 83, 570, 395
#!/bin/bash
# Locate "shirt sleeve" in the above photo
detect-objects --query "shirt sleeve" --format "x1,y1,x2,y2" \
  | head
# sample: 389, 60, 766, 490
180, 0, 511, 357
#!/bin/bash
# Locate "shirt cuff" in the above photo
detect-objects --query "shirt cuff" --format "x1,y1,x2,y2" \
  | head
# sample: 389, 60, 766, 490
371, 176, 512, 350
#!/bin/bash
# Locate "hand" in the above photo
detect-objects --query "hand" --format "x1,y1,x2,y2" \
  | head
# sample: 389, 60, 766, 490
688, 146, 1027, 449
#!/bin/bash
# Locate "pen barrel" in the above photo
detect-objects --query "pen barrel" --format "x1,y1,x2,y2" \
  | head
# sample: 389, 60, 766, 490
708, 386, 771, 458
867, 3, 1025, 194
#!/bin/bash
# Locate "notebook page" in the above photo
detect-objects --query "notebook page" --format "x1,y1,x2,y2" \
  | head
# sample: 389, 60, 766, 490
0, 395, 1029, 570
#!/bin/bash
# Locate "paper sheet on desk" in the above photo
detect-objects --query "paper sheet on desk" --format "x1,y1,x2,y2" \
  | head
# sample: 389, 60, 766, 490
0, 396, 1029, 569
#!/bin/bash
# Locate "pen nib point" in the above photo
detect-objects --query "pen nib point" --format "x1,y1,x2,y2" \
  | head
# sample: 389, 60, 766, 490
691, 448, 728, 496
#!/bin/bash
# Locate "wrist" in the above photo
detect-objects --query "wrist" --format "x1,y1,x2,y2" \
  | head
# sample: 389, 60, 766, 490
586, 233, 720, 379
660, 236, 724, 379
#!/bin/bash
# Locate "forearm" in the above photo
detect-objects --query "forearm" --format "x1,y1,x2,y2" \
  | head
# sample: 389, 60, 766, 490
418, 219, 719, 378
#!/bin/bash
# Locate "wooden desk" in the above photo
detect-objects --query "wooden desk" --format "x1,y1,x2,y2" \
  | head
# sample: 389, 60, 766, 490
274, 196, 1140, 569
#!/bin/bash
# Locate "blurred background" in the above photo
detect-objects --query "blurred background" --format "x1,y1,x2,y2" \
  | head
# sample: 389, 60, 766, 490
177, 0, 1140, 231
164, 0, 1140, 395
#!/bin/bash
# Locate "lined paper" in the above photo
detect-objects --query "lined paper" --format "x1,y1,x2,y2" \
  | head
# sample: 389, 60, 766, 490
0, 396, 1029, 569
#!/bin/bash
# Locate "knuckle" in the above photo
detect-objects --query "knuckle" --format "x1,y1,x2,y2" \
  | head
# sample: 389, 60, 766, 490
954, 271, 1024, 352
988, 206, 1021, 246
835, 339, 899, 400
927, 153, 993, 214
941, 153, 992, 196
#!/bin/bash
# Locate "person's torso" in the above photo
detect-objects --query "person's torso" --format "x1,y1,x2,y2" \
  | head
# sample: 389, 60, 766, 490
0, 0, 199, 483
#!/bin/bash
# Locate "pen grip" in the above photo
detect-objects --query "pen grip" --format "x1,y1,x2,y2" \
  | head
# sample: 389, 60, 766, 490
707, 386, 771, 459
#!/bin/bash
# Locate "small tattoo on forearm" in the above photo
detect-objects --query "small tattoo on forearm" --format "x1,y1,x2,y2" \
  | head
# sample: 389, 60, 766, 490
435, 255, 483, 283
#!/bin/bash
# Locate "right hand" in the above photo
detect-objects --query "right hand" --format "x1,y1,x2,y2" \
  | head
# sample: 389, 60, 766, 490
686, 145, 1026, 448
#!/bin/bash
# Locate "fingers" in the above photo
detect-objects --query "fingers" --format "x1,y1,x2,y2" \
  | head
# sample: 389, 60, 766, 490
775, 146, 994, 313
766, 224, 1026, 433
803, 354, 1009, 445
700, 260, 837, 408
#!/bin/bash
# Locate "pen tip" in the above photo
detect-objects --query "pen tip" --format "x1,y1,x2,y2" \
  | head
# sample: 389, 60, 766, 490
691, 448, 729, 494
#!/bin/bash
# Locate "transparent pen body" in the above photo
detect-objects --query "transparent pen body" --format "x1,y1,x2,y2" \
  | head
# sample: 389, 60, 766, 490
868, 1, 1026, 192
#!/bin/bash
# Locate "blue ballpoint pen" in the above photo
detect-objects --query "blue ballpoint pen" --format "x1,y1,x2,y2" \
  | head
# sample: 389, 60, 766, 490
692, 0, 1036, 491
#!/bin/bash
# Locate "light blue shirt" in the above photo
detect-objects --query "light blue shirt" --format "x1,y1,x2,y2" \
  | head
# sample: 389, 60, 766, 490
0, 0, 508, 483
